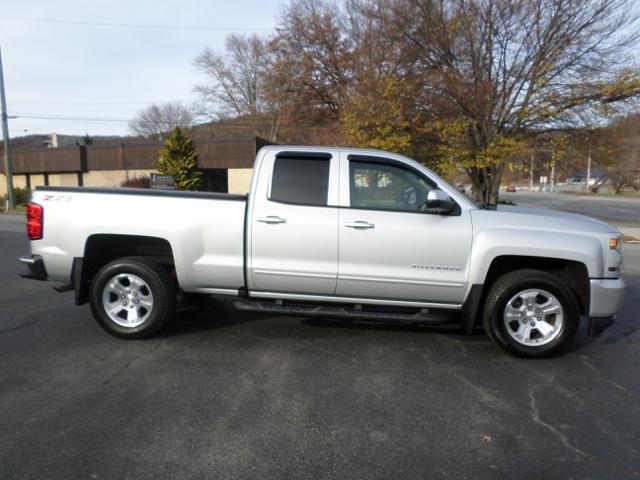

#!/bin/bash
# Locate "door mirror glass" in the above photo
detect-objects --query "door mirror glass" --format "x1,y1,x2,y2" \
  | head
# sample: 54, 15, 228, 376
424, 189, 456, 214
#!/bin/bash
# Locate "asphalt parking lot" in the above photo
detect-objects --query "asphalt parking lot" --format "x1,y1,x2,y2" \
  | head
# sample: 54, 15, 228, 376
1, 208, 640, 479
501, 191, 640, 231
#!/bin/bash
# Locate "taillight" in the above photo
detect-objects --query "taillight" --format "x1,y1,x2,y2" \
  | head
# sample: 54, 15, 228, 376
26, 202, 43, 240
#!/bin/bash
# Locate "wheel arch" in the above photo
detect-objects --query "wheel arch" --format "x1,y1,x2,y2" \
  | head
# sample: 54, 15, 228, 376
461, 255, 589, 334
74, 234, 176, 305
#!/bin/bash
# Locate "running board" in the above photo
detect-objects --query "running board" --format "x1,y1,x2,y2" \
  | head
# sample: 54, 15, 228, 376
230, 298, 455, 325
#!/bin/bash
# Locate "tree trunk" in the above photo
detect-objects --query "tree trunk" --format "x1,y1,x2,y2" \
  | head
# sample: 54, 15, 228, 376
468, 165, 502, 205
613, 179, 625, 194
269, 114, 280, 143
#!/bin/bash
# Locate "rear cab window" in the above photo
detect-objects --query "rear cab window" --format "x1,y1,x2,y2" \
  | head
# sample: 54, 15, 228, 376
270, 156, 331, 206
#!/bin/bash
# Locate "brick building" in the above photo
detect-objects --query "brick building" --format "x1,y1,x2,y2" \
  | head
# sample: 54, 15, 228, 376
0, 136, 273, 196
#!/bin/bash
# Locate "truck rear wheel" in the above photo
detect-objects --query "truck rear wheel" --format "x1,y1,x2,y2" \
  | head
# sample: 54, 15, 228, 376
89, 257, 176, 339
482, 269, 580, 358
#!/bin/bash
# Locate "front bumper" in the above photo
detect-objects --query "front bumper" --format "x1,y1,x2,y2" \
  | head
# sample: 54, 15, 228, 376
19, 255, 48, 281
588, 278, 625, 335
588, 316, 616, 336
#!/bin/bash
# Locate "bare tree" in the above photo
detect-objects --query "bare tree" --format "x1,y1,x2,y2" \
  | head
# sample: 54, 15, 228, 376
268, 1, 351, 118
265, 0, 420, 145
602, 114, 640, 192
194, 34, 271, 118
129, 102, 195, 139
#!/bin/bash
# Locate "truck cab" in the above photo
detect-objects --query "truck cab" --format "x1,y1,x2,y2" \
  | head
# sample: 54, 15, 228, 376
247, 147, 473, 306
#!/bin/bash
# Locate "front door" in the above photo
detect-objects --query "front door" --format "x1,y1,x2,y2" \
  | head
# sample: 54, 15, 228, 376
249, 151, 339, 295
337, 156, 472, 304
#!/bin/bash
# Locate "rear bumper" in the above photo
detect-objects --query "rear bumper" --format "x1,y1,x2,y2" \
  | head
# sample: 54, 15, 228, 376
588, 278, 625, 335
19, 255, 48, 281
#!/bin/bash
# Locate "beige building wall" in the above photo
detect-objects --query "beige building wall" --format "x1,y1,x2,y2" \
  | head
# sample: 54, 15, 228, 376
1, 173, 80, 196
0, 174, 27, 205
83, 169, 155, 187
12, 174, 28, 190
49, 173, 80, 187
29, 174, 47, 188
228, 168, 254, 194
2, 170, 155, 204
3, 168, 254, 199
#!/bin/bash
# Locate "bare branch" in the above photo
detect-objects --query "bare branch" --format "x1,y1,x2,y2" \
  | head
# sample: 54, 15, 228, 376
129, 102, 194, 139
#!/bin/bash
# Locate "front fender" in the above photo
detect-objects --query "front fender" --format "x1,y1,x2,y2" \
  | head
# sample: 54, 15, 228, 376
467, 227, 603, 287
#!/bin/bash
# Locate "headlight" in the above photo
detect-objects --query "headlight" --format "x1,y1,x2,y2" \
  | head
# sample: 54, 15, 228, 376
607, 234, 622, 274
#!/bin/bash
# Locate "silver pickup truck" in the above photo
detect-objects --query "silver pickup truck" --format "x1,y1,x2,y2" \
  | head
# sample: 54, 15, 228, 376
20, 146, 625, 357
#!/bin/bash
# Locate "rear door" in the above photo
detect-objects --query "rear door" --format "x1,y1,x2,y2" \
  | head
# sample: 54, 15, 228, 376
248, 151, 339, 294
337, 154, 472, 304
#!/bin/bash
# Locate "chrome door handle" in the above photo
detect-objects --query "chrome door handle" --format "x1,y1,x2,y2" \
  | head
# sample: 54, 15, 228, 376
257, 216, 287, 224
345, 221, 375, 229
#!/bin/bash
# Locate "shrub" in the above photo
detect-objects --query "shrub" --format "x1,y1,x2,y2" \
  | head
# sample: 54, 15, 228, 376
1, 187, 30, 210
121, 175, 151, 189
155, 127, 201, 191
14, 187, 31, 205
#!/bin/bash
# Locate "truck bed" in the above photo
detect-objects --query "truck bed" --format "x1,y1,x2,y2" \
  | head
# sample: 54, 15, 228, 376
35, 186, 247, 202
30, 186, 248, 293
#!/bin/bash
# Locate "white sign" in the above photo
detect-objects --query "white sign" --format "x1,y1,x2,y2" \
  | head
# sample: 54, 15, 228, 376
151, 173, 176, 190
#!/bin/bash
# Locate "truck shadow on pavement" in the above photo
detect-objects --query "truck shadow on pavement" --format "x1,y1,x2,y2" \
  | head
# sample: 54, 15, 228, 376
161, 295, 488, 347
159, 292, 639, 356
160, 297, 257, 338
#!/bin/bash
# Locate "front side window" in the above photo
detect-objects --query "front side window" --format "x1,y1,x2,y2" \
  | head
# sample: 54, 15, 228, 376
349, 161, 435, 212
270, 157, 330, 206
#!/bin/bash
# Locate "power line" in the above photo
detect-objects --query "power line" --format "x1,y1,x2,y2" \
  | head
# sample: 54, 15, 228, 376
14, 112, 338, 129
0, 14, 272, 32
16, 113, 132, 124
11, 99, 187, 106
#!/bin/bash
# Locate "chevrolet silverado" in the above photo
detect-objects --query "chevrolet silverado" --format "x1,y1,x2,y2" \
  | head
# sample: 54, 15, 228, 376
19, 146, 625, 357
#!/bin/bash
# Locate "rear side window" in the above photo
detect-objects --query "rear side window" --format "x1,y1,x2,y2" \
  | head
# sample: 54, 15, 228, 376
270, 157, 330, 206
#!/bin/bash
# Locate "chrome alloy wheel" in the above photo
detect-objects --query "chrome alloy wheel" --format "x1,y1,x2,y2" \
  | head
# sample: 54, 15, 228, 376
101, 273, 154, 328
503, 288, 564, 346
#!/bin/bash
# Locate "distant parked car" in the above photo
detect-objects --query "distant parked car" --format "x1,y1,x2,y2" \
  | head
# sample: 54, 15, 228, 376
506, 185, 516, 193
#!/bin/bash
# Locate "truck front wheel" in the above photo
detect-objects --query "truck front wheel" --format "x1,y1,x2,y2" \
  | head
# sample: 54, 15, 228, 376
89, 257, 176, 339
482, 269, 580, 358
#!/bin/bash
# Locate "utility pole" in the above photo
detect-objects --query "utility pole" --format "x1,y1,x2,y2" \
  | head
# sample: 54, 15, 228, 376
550, 149, 556, 192
529, 153, 534, 190
586, 148, 592, 192
0, 44, 15, 211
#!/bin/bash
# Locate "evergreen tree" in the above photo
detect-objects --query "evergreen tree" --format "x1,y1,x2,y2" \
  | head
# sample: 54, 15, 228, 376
155, 127, 201, 191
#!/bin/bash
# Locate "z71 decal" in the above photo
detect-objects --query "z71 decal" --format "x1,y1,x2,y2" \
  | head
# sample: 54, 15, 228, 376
41, 194, 73, 202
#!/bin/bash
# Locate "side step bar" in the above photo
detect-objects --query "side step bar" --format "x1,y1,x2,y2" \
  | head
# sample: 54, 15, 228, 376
230, 298, 455, 325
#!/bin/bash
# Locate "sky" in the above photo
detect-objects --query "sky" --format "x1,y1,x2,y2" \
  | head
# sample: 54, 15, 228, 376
0, 0, 280, 138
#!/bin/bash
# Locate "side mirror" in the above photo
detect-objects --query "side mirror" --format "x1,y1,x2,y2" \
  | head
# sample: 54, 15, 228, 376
426, 189, 456, 214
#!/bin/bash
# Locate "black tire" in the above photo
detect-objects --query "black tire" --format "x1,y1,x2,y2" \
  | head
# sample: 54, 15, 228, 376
89, 257, 176, 339
482, 269, 580, 358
